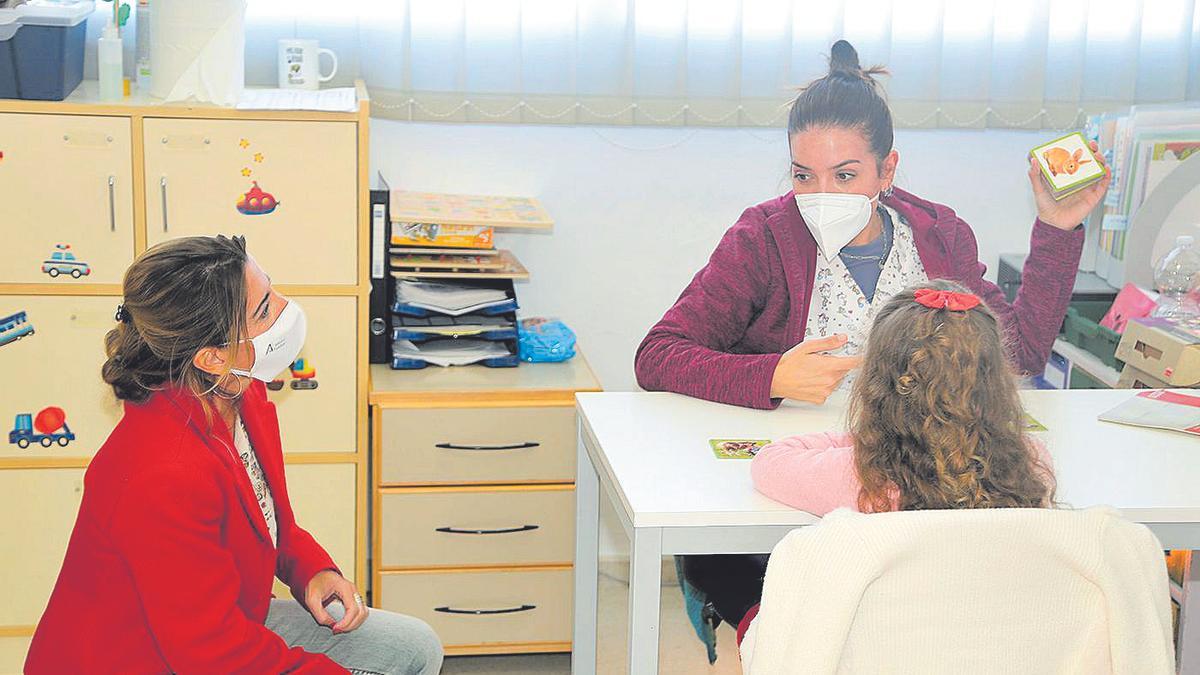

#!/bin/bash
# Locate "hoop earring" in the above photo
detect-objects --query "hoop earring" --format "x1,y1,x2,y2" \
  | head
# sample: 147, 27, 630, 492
213, 371, 248, 400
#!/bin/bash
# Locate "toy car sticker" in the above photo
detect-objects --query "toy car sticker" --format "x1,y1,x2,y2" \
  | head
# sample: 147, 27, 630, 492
0, 309, 35, 349
42, 243, 92, 280
8, 406, 75, 450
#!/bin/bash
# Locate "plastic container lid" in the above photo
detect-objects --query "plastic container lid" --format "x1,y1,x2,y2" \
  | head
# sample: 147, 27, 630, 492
0, 0, 95, 28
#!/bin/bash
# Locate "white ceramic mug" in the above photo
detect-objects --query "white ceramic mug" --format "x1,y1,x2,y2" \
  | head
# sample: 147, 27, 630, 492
278, 39, 338, 90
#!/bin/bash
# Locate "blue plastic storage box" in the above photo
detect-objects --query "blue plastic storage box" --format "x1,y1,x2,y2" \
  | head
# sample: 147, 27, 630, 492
0, 1, 95, 101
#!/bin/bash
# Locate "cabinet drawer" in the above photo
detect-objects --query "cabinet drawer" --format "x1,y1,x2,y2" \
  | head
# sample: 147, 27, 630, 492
142, 118, 358, 285
271, 463, 357, 598
0, 113, 135, 285
0, 296, 123, 460
0, 637, 33, 675
380, 488, 574, 568
379, 568, 572, 648
0, 469, 85, 627
379, 407, 575, 485
267, 296, 357, 454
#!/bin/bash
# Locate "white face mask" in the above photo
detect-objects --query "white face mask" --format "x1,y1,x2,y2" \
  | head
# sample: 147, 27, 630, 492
231, 299, 307, 382
795, 192, 880, 262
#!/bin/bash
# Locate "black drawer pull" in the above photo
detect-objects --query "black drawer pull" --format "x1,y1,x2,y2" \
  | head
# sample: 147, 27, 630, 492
435, 604, 536, 616
435, 441, 540, 451
435, 524, 540, 535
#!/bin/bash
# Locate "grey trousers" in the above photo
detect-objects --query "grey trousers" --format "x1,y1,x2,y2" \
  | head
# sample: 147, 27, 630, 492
265, 599, 443, 675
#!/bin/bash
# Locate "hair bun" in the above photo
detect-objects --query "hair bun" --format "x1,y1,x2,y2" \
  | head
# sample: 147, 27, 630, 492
829, 39, 862, 77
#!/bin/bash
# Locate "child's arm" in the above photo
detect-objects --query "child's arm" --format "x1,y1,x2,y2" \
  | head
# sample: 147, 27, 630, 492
750, 432, 863, 515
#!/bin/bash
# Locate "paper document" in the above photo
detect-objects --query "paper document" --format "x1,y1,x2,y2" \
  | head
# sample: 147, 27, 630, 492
395, 280, 510, 315
1098, 390, 1200, 437
237, 88, 358, 112
393, 339, 512, 367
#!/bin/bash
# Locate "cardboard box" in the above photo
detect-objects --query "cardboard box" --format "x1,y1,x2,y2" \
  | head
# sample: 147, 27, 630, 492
1115, 318, 1200, 386
1117, 364, 1173, 389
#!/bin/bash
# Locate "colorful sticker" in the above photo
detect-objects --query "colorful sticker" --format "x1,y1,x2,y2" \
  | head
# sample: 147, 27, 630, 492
41, 243, 91, 279
237, 181, 280, 216
709, 438, 771, 460
235, 138, 280, 215
267, 357, 319, 391
0, 310, 35, 348
8, 406, 74, 449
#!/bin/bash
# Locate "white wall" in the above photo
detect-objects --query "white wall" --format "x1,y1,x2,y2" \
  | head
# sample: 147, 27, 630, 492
371, 121, 1048, 393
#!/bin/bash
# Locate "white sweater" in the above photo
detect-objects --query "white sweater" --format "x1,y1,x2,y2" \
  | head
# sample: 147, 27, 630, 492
741, 507, 1174, 674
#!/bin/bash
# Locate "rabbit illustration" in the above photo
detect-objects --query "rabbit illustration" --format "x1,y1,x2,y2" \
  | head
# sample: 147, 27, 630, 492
1043, 147, 1092, 176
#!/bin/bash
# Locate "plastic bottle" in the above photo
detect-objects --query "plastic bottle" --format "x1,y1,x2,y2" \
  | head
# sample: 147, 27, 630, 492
135, 0, 151, 92
98, 20, 124, 101
1150, 234, 1200, 320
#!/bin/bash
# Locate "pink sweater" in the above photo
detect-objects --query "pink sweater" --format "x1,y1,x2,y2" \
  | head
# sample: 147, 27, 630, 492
751, 432, 874, 515
752, 433, 1053, 515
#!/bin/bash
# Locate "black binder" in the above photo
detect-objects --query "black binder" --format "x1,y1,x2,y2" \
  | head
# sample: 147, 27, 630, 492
368, 175, 392, 363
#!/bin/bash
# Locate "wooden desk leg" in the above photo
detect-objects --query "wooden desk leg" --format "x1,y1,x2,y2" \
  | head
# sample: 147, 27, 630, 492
573, 426, 601, 675
1180, 551, 1200, 674
628, 527, 663, 675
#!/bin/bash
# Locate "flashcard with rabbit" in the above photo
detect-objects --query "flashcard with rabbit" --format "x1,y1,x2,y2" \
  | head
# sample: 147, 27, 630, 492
1031, 131, 1106, 200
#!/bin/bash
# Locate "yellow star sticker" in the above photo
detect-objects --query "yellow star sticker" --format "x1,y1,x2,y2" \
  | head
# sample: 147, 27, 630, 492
253, 153, 264, 163
239, 139, 250, 149
241, 168, 252, 177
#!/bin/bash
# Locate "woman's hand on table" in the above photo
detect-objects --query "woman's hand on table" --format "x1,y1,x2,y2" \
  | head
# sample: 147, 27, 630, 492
769, 335, 863, 404
1028, 139, 1112, 231
304, 569, 368, 634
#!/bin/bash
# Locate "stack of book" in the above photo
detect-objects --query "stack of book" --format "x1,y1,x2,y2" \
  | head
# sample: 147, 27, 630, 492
388, 191, 551, 279
382, 190, 553, 369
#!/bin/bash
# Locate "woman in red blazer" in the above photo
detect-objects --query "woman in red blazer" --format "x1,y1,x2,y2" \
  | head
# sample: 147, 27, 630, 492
26, 236, 442, 674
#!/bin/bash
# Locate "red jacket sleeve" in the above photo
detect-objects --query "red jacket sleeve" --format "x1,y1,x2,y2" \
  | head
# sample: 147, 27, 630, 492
108, 462, 347, 675
947, 217, 1084, 376
634, 207, 784, 409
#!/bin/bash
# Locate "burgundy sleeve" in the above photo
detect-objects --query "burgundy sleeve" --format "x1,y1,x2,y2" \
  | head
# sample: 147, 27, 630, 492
949, 217, 1084, 376
634, 208, 784, 410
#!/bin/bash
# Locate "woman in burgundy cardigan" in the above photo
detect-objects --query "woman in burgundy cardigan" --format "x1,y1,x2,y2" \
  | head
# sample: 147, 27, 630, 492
635, 41, 1109, 634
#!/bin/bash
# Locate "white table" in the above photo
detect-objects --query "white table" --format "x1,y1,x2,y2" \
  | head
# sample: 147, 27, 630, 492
572, 389, 1200, 674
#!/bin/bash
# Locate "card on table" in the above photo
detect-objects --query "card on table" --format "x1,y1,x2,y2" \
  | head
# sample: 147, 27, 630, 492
1030, 132, 1106, 200
709, 438, 771, 459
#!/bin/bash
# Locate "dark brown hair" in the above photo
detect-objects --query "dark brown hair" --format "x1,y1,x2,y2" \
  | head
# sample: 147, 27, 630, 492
102, 235, 250, 406
849, 279, 1056, 513
788, 40, 893, 163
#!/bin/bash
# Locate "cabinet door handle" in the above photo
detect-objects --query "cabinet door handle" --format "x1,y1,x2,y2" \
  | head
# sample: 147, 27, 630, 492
434, 604, 536, 616
159, 177, 169, 232
435, 524, 539, 535
107, 176, 116, 232
435, 441, 540, 451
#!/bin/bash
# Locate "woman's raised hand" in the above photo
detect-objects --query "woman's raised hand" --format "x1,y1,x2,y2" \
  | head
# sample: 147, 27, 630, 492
1029, 139, 1112, 231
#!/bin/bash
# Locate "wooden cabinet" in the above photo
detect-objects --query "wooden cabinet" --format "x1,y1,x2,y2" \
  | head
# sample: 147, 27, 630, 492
272, 462, 359, 598
0, 84, 370, 670
0, 296, 123, 460
268, 296, 358, 454
0, 114, 134, 285
370, 358, 600, 656
142, 118, 358, 286
0, 469, 86, 628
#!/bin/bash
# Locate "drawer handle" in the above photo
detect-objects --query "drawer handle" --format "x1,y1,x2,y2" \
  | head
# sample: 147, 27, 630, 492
435, 524, 540, 535
435, 442, 540, 451
434, 604, 537, 616
107, 175, 116, 232
159, 177, 169, 232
